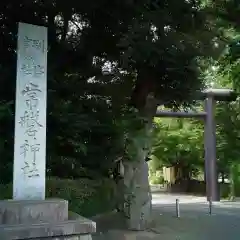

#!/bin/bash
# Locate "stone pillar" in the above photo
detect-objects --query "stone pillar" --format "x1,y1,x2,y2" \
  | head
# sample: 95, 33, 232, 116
1, 22, 96, 240
13, 22, 47, 200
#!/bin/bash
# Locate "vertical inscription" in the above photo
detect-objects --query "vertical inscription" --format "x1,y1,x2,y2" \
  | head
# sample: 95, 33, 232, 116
13, 23, 47, 200
19, 83, 42, 178
21, 36, 45, 78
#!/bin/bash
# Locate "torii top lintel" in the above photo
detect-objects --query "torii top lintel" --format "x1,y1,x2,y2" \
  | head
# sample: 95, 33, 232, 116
197, 88, 237, 101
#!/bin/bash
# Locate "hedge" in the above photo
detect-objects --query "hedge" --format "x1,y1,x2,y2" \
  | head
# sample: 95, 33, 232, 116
0, 177, 117, 217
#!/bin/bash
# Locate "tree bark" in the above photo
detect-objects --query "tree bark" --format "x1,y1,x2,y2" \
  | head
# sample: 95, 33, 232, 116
122, 74, 158, 230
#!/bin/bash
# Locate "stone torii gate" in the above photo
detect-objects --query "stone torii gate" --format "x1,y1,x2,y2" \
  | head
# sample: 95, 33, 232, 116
155, 88, 237, 202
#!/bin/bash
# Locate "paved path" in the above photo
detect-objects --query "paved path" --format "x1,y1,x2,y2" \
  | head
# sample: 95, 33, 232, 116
151, 193, 240, 239
93, 193, 240, 239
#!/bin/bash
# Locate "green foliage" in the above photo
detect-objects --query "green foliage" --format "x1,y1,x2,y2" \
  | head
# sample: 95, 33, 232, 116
0, 178, 116, 217
151, 117, 204, 178
149, 175, 165, 185
0, 101, 14, 184
0, 0, 219, 185
205, 15, 240, 176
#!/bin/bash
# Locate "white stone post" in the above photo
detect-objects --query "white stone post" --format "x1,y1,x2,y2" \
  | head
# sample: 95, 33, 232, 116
13, 22, 47, 200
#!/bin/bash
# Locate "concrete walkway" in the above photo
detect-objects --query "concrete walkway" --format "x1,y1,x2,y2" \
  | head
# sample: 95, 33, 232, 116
151, 193, 240, 239
92, 193, 240, 239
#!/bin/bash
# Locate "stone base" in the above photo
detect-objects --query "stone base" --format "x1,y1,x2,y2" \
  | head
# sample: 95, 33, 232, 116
0, 199, 96, 240
0, 199, 68, 224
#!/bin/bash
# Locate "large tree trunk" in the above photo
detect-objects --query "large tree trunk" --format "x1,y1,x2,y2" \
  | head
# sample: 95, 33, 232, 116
121, 75, 158, 230
123, 148, 152, 230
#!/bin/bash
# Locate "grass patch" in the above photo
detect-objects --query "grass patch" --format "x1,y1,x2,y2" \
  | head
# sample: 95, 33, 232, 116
0, 177, 117, 217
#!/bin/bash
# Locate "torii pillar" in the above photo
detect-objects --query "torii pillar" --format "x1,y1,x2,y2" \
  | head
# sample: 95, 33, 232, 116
156, 88, 237, 202
204, 94, 218, 201
203, 89, 236, 202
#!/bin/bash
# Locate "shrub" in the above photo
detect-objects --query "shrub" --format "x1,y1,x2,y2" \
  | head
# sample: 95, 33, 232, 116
0, 177, 116, 217
150, 175, 165, 185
